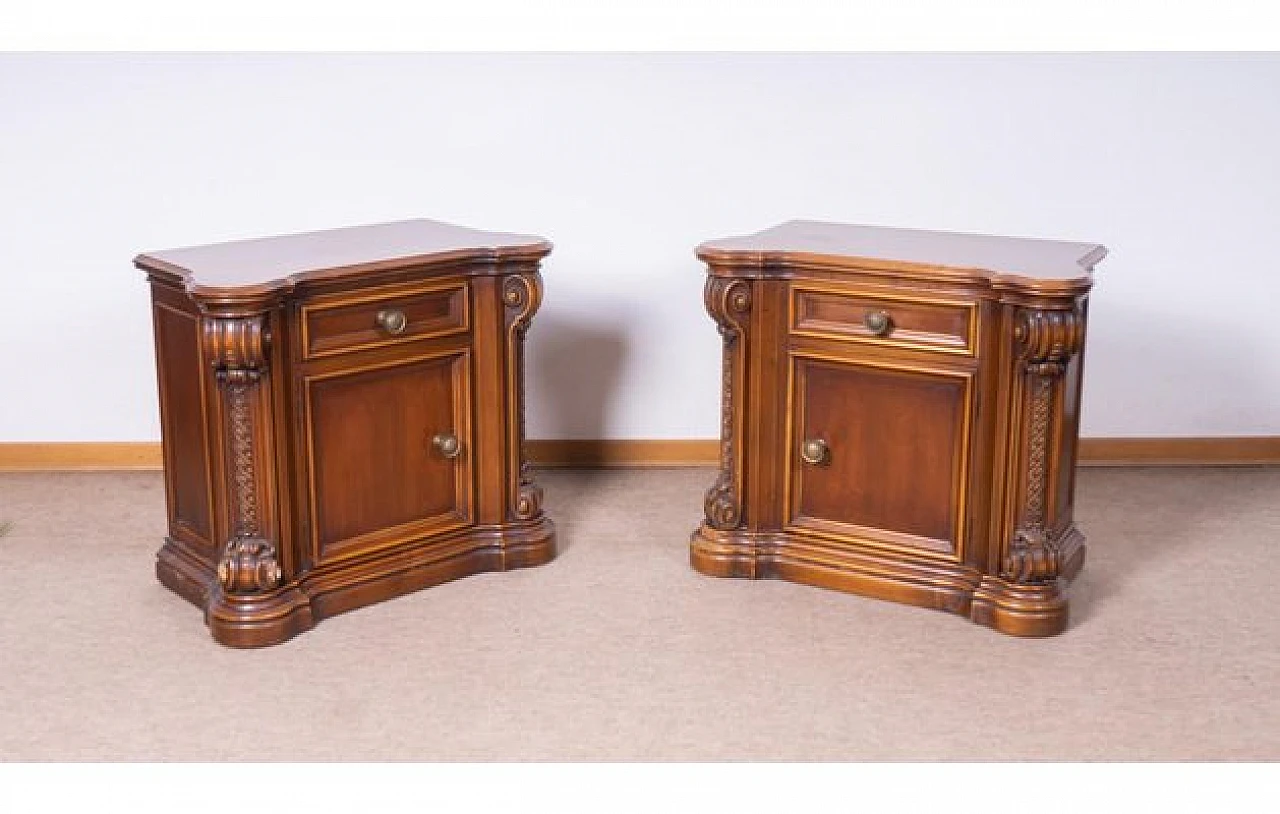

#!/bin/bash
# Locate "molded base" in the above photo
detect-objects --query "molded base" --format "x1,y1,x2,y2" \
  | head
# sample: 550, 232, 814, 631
157, 517, 556, 648
690, 523, 1083, 637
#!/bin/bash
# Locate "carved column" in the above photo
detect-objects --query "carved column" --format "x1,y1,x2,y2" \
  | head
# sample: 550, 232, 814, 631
1002, 305, 1084, 584
203, 314, 282, 595
703, 277, 752, 530
502, 273, 545, 521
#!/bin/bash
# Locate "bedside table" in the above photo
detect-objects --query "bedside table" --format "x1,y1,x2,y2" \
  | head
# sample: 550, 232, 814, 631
138, 219, 555, 647
691, 220, 1106, 636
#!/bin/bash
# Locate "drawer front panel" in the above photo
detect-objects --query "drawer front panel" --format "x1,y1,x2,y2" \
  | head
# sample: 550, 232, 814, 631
791, 285, 976, 355
785, 353, 974, 560
303, 348, 474, 564
302, 280, 469, 359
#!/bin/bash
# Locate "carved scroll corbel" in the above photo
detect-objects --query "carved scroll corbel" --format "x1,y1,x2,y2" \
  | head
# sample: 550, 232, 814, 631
503, 273, 545, 521
703, 277, 752, 530
203, 314, 282, 595
1003, 306, 1084, 584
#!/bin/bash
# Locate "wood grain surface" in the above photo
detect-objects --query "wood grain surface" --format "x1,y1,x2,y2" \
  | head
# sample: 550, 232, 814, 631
135, 218, 551, 297
698, 219, 1105, 291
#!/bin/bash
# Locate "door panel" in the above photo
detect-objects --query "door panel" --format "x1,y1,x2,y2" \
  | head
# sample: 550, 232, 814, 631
786, 354, 973, 559
304, 349, 473, 563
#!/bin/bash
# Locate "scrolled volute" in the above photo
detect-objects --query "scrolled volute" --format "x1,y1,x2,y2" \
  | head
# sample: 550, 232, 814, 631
216, 536, 282, 595
503, 273, 544, 335
704, 277, 752, 338
1014, 306, 1083, 376
1002, 527, 1061, 584
203, 315, 269, 380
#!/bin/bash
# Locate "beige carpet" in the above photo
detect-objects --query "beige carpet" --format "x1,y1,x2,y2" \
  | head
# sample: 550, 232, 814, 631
0, 467, 1276, 760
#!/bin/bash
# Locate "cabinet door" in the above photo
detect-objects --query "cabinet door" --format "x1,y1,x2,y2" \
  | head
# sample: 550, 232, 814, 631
785, 353, 974, 561
302, 348, 474, 565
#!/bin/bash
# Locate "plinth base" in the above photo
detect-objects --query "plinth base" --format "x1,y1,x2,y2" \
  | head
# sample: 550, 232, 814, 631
690, 523, 1083, 637
157, 517, 556, 648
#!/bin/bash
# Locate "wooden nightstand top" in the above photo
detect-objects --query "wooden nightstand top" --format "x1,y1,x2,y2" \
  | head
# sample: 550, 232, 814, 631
698, 220, 1106, 289
136, 218, 551, 297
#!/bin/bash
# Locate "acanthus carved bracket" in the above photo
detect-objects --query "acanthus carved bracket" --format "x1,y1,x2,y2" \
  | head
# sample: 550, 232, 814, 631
703, 276, 752, 530
203, 314, 282, 595
503, 273, 545, 521
1003, 304, 1084, 584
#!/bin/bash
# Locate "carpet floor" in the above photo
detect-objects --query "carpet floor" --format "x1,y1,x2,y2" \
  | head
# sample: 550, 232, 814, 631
0, 467, 1276, 760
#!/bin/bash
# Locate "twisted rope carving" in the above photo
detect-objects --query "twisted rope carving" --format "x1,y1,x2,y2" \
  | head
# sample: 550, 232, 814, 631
203, 314, 279, 595
227, 379, 259, 537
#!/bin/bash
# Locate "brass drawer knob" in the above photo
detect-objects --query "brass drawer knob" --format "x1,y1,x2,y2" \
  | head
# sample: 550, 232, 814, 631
432, 432, 461, 459
801, 438, 829, 465
864, 309, 893, 336
376, 308, 408, 335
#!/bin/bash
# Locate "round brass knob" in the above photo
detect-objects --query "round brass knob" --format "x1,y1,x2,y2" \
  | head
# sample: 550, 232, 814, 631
376, 308, 408, 335
800, 438, 828, 465
432, 432, 461, 459
864, 309, 892, 336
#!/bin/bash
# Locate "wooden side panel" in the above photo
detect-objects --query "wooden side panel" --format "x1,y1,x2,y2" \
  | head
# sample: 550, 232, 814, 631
151, 291, 215, 554
1047, 297, 1089, 536
786, 355, 972, 558
304, 350, 474, 563
1050, 341, 1084, 531
470, 276, 506, 525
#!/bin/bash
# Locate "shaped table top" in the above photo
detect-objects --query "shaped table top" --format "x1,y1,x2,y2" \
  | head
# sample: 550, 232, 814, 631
136, 218, 551, 297
698, 220, 1105, 289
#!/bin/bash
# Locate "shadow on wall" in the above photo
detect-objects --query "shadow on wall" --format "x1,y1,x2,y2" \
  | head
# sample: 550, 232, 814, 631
1081, 300, 1277, 439
1069, 300, 1280, 630
526, 307, 629, 443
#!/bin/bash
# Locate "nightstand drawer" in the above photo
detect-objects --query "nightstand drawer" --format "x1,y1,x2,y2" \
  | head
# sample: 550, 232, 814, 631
302, 280, 469, 358
790, 285, 976, 355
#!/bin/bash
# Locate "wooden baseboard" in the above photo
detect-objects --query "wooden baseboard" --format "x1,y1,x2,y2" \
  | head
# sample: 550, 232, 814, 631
0, 440, 721, 472
526, 440, 719, 468
1076, 437, 1280, 466
0, 442, 164, 471
1, 437, 1278, 472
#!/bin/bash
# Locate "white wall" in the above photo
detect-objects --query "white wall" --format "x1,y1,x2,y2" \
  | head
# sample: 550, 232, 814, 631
2, 53, 1277, 441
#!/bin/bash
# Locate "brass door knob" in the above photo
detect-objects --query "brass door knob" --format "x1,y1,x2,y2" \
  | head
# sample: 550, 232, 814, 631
800, 438, 829, 465
432, 432, 461, 459
864, 309, 893, 336
376, 308, 408, 335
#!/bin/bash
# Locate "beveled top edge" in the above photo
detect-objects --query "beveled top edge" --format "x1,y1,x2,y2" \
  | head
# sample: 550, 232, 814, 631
697, 220, 1105, 291
136, 218, 551, 298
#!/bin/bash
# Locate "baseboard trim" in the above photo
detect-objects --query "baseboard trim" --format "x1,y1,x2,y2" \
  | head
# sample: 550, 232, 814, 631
526, 440, 720, 468
1, 437, 1278, 472
1076, 437, 1280, 466
0, 442, 164, 471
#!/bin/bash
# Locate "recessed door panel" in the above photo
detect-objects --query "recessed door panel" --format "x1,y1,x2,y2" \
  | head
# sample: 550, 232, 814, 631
305, 350, 473, 563
787, 355, 972, 559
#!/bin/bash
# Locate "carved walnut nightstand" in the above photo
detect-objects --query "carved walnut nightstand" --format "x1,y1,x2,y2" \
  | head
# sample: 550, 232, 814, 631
139, 219, 554, 647
691, 220, 1106, 636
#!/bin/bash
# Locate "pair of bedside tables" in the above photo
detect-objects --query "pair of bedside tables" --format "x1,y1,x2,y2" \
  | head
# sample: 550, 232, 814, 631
139, 218, 1104, 647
